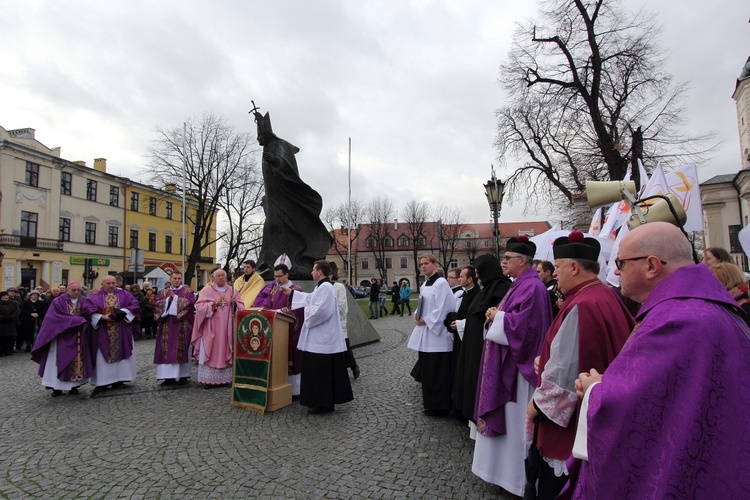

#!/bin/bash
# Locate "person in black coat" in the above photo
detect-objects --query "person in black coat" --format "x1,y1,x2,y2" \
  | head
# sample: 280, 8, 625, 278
20, 290, 47, 352
0, 291, 21, 356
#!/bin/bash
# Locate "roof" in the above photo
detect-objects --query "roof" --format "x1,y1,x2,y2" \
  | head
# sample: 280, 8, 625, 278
700, 173, 736, 186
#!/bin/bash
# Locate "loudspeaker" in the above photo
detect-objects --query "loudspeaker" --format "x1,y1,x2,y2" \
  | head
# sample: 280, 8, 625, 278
586, 180, 637, 209
627, 193, 687, 229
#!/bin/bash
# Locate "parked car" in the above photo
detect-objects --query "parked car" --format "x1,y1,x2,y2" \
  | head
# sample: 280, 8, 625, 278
347, 284, 366, 299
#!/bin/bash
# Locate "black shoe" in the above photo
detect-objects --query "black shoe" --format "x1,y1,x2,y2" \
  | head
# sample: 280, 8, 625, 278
369, 316, 374, 319
111, 382, 126, 390
160, 379, 176, 386
308, 406, 334, 414
91, 386, 107, 397
353, 366, 360, 379
51, 390, 63, 397
69, 387, 79, 395
177, 378, 188, 386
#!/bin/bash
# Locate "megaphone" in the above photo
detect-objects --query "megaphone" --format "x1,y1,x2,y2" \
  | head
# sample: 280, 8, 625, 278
627, 193, 687, 229
585, 180, 637, 209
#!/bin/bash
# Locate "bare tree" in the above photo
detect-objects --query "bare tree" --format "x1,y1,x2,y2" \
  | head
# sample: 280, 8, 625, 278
365, 196, 395, 283
147, 113, 259, 284
322, 198, 365, 279
498, 0, 716, 212
435, 205, 467, 272
220, 160, 265, 273
401, 199, 431, 292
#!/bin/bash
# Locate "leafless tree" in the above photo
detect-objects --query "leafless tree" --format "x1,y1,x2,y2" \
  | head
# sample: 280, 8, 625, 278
147, 113, 259, 285
220, 160, 265, 273
497, 0, 716, 213
401, 199, 431, 292
434, 205, 467, 272
365, 196, 395, 283
322, 198, 365, 279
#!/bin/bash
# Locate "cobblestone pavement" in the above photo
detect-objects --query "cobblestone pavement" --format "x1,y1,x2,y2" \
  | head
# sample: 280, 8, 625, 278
0, 314, 513, 499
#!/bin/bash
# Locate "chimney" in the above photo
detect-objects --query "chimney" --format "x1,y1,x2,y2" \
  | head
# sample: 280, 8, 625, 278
393, 218, 398, 230
93, 158, 107, 172
74, 161, 86, 167
8, 128, 36, 139
165, 183, 177, 194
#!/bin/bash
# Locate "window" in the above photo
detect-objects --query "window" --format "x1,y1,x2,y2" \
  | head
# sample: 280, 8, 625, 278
166, 202, 173, 219
384, 236, 394, 247
130, 192, 139, 211
130, 230, 139, 249
86, 180, 97, 201
483, 240, 491, 247
362, 258, 369, 270
85, 222, 96, 244
61, 172, 72, 195
108, 226, 118, 247
110, 186, 119, 206
365, 237, 375, 248
417, 235, 426, 246
148, 232, 157, 251
149, 197, 157, 216
21, 211, 38, 237
61, 269, 69, 285
729, 225, 743, 253
25, 162, 39, 187
385, 257, 392, 269
400, 257, 408, 268
449, 259, 458, 268
165, 235, 172, 254
180, 237, 184, 255
398, 235, 409, 246
59, 218, 71, 241
465, 240, 472, 248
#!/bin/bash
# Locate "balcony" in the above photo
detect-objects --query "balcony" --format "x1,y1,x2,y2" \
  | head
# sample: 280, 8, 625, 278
0, 234, 64, 251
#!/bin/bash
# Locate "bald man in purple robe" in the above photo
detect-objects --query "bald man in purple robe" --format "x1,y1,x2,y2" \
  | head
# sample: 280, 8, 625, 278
31, 282, 93, 396
572, 222, 750, 498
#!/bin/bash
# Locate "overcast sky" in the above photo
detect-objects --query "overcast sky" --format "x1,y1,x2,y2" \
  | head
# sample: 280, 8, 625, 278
1, 0, 747, 226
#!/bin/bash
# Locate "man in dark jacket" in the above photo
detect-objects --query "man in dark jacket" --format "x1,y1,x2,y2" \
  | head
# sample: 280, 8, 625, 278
21, 290, 47, 352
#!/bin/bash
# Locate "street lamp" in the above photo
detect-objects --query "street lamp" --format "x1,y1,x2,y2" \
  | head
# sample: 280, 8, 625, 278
484, 165, 505, 258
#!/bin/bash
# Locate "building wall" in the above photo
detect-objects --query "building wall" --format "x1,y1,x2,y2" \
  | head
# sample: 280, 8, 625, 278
734, 76, 750, 169
0, 126, 218, 291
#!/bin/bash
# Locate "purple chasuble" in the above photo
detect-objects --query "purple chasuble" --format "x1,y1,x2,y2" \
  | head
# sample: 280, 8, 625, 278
31, 294, 93, 381
572, 264, 750, 498
82, 288, 141, 363
254, 282, 305, 375
476, 267, 552, 436
153, 286, 195, 365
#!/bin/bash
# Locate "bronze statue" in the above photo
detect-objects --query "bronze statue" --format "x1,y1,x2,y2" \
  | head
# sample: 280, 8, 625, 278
250, 102, 333, 280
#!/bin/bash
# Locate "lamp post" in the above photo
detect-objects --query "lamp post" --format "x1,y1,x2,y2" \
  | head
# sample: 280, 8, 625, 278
484, 165, 505, 259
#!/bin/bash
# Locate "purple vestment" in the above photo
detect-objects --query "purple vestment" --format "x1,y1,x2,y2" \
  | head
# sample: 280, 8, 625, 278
31, 294, 93, 381
82, 288, 141, 363
571, 264, 750, 498
476, 267, 552, 436
253, 282, 305, 374
153, 285, 195, 365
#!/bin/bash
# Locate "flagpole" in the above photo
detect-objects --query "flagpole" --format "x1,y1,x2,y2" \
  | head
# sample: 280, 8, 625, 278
181, 121, 186, 274
352, 137, 353, 286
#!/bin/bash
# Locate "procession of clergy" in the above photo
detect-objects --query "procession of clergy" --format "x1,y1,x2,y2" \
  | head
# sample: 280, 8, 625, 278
30, 255, 354, 415
408, 222, 749, 499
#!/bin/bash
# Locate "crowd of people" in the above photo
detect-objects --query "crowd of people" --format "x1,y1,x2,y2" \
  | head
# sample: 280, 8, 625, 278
406, 223, 750, 499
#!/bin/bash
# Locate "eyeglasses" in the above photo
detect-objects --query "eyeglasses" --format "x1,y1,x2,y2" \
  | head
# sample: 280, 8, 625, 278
502, 255, 523, 262
447, 276, 460, 280
614, 256, 667, 270
273, 274, 286, 278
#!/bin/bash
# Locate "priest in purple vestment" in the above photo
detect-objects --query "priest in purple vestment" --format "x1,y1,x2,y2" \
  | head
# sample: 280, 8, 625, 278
191, 269, 245, 387
153, 271, 195, 386
253, 263, 305, 396
472, 235, 553, 496
31, 281, 93, 396
82, 275, 141, 394
525, 231, 634, 499
572, 222, 750, 498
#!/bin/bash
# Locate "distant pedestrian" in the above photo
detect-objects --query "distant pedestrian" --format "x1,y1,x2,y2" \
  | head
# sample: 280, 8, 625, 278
0, 291, 20, 357
389, 281, 401, 315
399, 281, 412, 316
369, 279, 381, 319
